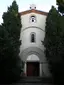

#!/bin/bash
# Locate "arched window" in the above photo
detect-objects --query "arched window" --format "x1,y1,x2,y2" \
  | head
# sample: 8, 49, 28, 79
31, 32, 36, 42
30, 16, 36, 23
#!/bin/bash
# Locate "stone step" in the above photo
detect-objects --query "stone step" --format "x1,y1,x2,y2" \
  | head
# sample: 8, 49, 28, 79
16, 77, 53, 83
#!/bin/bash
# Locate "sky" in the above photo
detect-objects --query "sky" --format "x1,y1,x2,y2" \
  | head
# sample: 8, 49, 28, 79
0, 0, 57, 24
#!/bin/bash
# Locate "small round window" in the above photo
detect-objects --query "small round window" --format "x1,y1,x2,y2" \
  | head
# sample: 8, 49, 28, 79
30, 15, 36, 23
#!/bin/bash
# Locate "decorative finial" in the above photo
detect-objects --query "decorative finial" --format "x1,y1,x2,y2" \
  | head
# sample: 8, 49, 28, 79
30, 4, 36, 10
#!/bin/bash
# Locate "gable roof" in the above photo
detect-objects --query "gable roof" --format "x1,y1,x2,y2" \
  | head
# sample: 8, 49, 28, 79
19, 9, 48, 16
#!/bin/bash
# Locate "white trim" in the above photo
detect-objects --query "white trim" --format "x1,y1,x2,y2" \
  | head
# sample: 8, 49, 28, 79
24, 63, 26, 76
21, 26, 45, 32
40, 63, 42, 76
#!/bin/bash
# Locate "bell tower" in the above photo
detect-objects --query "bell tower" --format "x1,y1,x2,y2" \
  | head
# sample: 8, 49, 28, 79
19, 5, 51, 77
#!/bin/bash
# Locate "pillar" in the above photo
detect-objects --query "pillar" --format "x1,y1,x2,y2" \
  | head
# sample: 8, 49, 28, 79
24, 62, 27, 76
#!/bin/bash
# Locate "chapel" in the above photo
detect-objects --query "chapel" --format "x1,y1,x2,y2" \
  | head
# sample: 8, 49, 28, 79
19, 4, 50, 77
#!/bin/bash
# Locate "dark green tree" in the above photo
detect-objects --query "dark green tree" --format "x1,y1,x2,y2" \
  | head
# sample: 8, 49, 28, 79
44, 6, 61, 63
56, 0, 64, 15
0, 0, 23, 84
44, 6, 64, 84
2, 0, 21, 39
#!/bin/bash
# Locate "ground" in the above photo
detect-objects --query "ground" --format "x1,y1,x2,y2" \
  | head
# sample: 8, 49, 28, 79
9, 77, 54, 85
10, 83, 53, 85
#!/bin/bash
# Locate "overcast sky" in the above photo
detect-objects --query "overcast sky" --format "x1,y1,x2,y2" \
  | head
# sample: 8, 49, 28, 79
0, 0, 57, 24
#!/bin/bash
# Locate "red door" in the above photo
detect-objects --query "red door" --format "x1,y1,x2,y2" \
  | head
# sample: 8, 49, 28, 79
27, 62, 39, 76
27, 63, 34, 76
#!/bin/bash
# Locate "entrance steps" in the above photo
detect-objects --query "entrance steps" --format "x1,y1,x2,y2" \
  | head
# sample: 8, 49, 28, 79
17, 77, 53, 83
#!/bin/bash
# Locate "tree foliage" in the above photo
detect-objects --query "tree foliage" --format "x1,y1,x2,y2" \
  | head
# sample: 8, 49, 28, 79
56, 0, 64, 14
44, 6, 64, 84
0, 0, 23, 84
44, 6, 61, 62
2, 0, 21, 39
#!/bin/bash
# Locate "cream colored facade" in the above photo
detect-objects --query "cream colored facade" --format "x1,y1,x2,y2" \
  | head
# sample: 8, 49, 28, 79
19, 5, 51, 77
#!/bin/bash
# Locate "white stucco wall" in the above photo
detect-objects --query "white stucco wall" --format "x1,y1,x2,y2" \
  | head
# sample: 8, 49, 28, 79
21, 13, 47, 32
20, 13, 47, 52
19, 12, 50, 77
20, 28, 45, 52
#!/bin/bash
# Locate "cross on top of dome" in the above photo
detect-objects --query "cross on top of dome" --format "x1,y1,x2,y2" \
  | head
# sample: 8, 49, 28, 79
30, 4, 36, 10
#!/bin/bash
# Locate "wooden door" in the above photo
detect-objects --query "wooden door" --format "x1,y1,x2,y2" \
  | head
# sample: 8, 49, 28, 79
27, 62, 39, 76
27, 62, 34, 76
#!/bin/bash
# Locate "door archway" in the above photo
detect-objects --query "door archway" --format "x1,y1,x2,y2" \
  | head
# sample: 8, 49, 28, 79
26, 54, 40, 76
